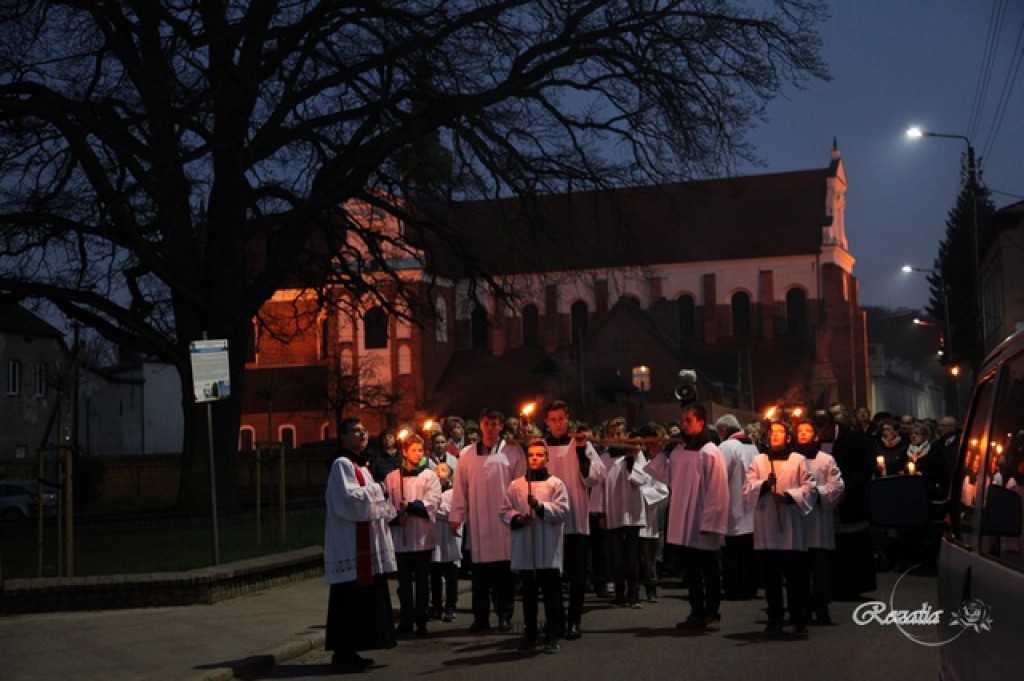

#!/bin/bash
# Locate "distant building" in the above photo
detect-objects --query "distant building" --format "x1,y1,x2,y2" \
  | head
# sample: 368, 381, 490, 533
0, 298, 66, 462
77, 361, 184, 457
241, 145, 870, 443
863, 307, 946, 419
983, 200, 1024, 349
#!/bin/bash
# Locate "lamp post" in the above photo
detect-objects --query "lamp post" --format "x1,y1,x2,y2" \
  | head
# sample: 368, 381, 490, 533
906, 127, 985, 366
903, 265, 961, 417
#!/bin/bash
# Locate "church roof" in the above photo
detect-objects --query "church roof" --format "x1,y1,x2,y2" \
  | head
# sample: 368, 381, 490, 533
434, 168, 832, 277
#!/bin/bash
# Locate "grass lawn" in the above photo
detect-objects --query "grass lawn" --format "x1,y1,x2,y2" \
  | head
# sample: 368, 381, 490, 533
0, 505, 325, 579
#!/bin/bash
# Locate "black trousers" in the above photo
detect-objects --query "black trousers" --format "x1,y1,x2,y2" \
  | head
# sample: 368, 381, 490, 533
563, 533, 590, 625
470, 559, 514, 625
430, 561, 459, 611
395, 550, 432, 626
761, 549, 810, 627
521, 568, 564, 640
681, 545, 722, 619
808, 547, 832, 617
606, 526, 641, 603
722, 533, 758, 599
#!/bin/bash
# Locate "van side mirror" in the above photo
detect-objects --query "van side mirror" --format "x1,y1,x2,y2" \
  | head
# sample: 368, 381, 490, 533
867, 475, 930, 527
980, 484, 1023, 537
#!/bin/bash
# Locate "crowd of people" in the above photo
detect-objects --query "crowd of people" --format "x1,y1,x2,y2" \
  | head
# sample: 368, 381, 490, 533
321, 400, 961, 672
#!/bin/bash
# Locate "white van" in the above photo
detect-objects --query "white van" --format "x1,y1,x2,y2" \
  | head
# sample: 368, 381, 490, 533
871, 328, 1024, 680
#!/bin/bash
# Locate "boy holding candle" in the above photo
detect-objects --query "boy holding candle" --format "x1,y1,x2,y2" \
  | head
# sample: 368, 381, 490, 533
743, 420, 817, 636
385, 434, 442, 636
500, 438, 569, 653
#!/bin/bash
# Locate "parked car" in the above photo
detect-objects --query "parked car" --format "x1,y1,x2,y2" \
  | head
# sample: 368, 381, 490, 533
869, 328, 1024, 680
0, 481, 37, 521
0, 479, 58, 521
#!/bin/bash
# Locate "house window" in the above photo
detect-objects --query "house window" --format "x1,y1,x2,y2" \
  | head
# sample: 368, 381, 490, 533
678, 294, 696, 339
786, 288, 808, 332
732, 291, 751, 336
364, 307, 388, 349
7, 359, 21, 395
238, 427, 255, 452
278, 425, 296, 450
34, 363, 46, 397
522, 304, 540, 347
471, 305, 489, 350
435, 297, 449, 343
571, 301, 589, 344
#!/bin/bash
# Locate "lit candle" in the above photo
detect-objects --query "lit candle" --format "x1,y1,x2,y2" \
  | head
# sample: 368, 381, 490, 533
907, 461, 916, 475
876, 455, 886, 475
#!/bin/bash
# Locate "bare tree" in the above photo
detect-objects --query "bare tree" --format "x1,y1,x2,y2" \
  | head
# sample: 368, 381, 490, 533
0, 1, 828, 511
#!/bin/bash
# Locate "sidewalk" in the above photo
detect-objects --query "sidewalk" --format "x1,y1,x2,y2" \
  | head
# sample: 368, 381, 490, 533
0, 575, 333, 681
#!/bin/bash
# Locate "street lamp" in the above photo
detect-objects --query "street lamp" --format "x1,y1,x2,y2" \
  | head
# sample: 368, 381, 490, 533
905, 126, 985, 366
903, 264, 960, 416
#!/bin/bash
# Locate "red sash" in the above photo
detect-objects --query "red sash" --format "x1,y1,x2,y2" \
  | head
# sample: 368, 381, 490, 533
352, 465, 374, 586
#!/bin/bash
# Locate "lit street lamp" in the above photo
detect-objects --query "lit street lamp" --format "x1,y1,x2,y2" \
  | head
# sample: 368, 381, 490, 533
905, 126, 985, 367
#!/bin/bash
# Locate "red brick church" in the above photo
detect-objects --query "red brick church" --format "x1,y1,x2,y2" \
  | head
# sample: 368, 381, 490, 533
240, 144, 868, 447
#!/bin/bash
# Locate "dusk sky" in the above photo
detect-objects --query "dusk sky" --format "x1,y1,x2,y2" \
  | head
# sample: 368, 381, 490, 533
739, 0, 1024, 312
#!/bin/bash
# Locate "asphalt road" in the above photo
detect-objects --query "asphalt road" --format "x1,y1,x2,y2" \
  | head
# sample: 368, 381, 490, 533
241, 569, 942, 681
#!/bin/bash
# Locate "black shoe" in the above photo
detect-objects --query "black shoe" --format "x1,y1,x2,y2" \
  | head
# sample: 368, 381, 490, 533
544, 638, 560, 653
565, 623, 582, 640
395, 622, 414, 635
442, 608, 457, 622
499, 617, 513, 632
764, 622, 784, 635
416, 623, 429, 636
793, 624, 809, 637
331, 652, 374, 672
814, 610, 833, 625
518, 636, 537, 652
676, 614, 705, 630
469, 619, 491, 633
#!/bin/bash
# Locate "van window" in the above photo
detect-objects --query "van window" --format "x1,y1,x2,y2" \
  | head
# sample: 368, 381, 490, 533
976, 348, 1024, 571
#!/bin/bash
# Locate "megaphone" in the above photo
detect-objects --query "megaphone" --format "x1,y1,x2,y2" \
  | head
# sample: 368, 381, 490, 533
674, 369, 699, 406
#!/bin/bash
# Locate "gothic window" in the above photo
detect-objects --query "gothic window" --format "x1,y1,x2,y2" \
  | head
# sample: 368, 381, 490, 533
787, 288, 808, 332
318, 315, 329, 360
522, 304, 540, 347
238, 427, 255, 452
398, 344, 412, 375
678, 294, 696, 339
364, 306, 388, 349
279, 425, 296, 450
435, 297, 449, 343
732, 291, 751, 336
571, 300, 589, 344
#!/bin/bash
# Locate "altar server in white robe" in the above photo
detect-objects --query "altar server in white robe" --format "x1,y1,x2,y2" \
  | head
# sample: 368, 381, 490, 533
592, 434, 650, 608
743, 419, 817, 637
385, 434, 442, 635
324, 418, 398, 672
449, 407, 526, 632
542, 399, 606, 639
795, 419, 845, 625
645, 403, 730, 632
501, 438, 569, 652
